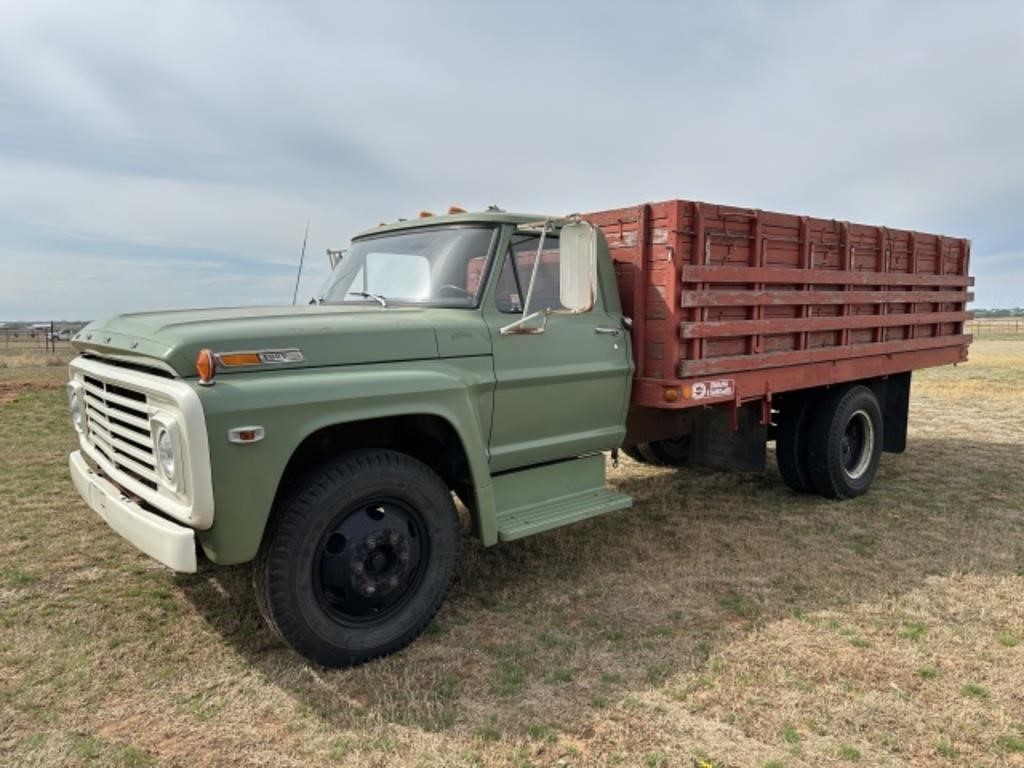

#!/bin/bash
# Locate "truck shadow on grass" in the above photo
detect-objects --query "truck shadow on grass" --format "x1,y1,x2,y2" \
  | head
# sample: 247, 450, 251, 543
177, 437, 1024, 742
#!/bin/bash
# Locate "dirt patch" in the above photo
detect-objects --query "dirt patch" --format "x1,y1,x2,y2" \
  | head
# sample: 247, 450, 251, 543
0, 380, 64, 406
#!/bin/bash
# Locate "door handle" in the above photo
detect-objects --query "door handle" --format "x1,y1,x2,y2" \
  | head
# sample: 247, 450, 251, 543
594, 326, 621, 337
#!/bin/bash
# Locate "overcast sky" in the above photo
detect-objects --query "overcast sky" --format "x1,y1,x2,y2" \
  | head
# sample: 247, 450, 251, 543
1, 1, 1022, 320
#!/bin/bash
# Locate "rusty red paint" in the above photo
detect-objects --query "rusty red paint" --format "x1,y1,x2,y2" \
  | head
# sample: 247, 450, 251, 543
681, 265, 971, 286
682, 289, 974, 308
584, 199, 972, 414
683, 310, 971, 339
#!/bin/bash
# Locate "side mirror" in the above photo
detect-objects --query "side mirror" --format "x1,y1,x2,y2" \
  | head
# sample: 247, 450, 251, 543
559, 221, 597, 312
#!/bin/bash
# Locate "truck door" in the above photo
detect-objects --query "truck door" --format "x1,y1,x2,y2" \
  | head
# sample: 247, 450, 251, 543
483, 229, 632, 473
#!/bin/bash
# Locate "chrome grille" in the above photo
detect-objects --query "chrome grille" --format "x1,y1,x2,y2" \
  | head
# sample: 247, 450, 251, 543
82, 373, 158, 489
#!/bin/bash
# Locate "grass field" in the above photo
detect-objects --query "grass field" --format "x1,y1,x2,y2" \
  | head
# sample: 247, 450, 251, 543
1, 336, 1022, 767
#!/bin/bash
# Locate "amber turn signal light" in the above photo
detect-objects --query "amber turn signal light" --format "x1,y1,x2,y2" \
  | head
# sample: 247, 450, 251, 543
196, 348, 216, 386
218, 352, 261, 367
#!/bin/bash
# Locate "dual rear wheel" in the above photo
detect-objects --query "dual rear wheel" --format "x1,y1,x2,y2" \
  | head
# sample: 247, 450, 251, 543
775, 384, 883, 499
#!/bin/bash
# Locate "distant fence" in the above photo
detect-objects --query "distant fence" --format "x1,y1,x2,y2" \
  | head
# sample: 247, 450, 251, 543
2, 323, 79, 353
966, 319, 1024, 336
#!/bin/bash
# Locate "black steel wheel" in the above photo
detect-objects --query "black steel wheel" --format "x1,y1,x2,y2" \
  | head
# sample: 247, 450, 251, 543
806, 385, 883, 499
775, 394, 816, 494
313, 497, 428, 626
253, 449, 460, 667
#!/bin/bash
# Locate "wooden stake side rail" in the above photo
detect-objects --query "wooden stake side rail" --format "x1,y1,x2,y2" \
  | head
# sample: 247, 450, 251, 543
681, 265, 974, 287
678, 333, 972, 377
683, 289, 974, 308
683, 310, 972, 339
585, 199, 973, 411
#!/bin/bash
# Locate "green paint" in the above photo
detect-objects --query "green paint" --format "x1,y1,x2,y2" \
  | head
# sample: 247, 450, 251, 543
493, 455, 631, 541
69, 213, 635, 564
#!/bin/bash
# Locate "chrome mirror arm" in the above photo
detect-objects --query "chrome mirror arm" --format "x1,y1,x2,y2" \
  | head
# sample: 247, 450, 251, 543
520, 219, 550, 322
499, 309, 551, 336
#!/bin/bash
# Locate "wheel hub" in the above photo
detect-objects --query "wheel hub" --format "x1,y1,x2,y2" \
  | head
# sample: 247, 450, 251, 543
315, 502, 424, 622
349, 528, 412, 598
368, 550, 388, 573
842, 409, 875, 480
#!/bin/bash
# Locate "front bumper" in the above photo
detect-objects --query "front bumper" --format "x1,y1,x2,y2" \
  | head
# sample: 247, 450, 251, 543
70, 450, 198, 573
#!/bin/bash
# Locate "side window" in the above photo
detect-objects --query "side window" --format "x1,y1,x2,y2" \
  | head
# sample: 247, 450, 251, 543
495, 235, 564, 314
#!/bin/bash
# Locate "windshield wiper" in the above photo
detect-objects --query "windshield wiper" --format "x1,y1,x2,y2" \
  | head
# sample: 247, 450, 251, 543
347, 291, 388, 307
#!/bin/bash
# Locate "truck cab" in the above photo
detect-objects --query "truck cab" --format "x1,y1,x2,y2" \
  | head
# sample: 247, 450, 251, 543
67, 211, 634, 667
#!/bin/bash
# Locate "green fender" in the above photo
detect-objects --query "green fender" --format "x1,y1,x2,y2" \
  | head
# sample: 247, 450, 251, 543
193, 357, 497, 565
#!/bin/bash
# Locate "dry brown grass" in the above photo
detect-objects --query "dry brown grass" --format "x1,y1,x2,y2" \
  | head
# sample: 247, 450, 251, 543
0, 340, 75, 385
1, 339, 1022, 767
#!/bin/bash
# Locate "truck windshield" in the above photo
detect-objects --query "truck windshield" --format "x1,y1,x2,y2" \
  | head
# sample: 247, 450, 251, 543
320, 225, 498, 307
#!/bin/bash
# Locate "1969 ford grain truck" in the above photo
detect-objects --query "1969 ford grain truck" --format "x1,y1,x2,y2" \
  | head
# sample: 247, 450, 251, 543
67, 199, 973, 666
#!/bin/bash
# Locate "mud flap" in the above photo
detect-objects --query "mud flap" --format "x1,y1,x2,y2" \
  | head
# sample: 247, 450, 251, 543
879, 372, 911, 453
689, 402, 766, 472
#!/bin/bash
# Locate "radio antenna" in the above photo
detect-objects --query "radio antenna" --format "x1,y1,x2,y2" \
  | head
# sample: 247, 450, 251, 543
291, 220, 310, 306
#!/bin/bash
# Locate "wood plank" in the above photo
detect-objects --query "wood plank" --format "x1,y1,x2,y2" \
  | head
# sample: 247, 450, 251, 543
678, 334, 972, 377
662, 200, 683, 381
682, 289, 972, 308
681, 265, 972, 287
633, 204, 650, 378
682, 311, 971, 339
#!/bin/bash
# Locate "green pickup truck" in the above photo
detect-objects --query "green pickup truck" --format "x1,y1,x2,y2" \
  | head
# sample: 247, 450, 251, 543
67, 202, 972, 666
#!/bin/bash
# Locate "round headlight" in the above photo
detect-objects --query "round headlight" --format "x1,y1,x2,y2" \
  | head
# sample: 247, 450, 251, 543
69, 388, 85, 433
156, 427, 175, 481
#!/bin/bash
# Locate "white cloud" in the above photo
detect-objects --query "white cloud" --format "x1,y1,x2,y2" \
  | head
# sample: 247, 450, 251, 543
0, 0, 1022, 317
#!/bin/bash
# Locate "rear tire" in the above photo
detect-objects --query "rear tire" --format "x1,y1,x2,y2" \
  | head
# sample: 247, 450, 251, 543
621, 445, 647, 463
806, 385, 883, 499
775, 395, 816, 494
253, 449, 460, 667
626, 436, 691, 466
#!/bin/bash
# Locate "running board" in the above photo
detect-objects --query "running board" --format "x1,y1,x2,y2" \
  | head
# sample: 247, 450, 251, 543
492, 455, 632, 542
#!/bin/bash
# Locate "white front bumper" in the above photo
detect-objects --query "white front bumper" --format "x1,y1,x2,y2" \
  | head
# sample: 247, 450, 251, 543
70, 450, 198, 573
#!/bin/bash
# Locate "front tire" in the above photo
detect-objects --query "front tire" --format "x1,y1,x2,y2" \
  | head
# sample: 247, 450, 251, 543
806, 385, 883, 499
253, 449, 460, 667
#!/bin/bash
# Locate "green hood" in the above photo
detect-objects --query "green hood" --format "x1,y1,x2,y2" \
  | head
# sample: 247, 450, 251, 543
72, 305, 492, 378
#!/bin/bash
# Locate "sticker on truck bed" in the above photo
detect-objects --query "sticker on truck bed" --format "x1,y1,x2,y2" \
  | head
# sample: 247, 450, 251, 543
690, 379, 735, 400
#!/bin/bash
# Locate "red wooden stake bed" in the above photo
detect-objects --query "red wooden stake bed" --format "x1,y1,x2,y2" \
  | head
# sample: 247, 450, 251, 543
586, 200, 973, 414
